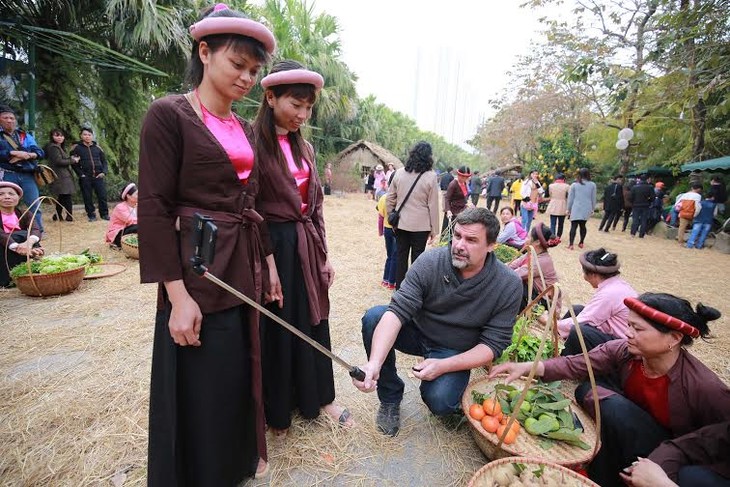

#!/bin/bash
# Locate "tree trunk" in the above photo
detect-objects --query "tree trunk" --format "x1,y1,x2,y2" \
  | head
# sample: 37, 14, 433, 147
683, 0, 706, 161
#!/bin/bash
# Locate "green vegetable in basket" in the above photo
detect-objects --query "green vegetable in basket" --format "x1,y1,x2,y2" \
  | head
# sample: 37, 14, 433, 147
80, 248, 102, 264
496, 306, 557, 364
472, 380, 590, 450
123, 234, 138, 246
9, 253, 91, 278
493, 243, 521, 263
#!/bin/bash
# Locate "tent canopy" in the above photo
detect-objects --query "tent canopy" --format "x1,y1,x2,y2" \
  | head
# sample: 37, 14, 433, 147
681, 156, 730, 174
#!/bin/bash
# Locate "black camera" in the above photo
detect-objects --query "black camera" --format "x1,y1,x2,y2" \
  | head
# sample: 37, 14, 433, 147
192, 213, 217, 267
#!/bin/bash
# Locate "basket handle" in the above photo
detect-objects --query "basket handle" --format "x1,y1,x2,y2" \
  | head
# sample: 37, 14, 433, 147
496, 283, 601, 459
515, 255, 561, 358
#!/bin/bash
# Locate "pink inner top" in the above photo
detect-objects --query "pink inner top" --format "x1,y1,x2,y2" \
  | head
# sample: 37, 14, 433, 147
278, 134, 310, 213
2, 212, 20, 234
200, 102, 253, 183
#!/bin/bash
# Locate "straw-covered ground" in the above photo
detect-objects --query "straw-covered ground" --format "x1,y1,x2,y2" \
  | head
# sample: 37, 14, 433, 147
1, 195, 728, 486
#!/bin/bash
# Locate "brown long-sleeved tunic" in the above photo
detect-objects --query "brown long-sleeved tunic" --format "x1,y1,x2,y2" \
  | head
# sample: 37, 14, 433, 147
138, 94, 270, 314
256, 138, 329, 325
445, 178, 469, 215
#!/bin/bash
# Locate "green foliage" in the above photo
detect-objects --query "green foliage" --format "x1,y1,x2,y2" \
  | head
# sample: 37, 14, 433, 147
533, 131, 590, 185
493, 244, 521, 264
496, 305, 556, 364
485, 381, 590, 450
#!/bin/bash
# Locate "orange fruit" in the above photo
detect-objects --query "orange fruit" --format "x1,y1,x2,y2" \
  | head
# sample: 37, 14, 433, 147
504, 419, 521, 434
469, 404, 486, 421
481, 415, 500, 433
496, 424, 518, 444
482, 398, 502, 417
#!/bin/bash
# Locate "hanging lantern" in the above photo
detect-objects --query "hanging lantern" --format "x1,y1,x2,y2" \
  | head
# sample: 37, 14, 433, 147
618, 128, 634, 141
616, 139, 629, 150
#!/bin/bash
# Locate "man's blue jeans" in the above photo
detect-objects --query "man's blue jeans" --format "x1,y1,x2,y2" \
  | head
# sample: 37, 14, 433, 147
361, 305, 470, 416
2, 170, 43, 232
686, 223, 712, 249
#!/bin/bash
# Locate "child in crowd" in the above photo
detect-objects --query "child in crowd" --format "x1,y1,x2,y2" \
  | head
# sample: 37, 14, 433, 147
376, 190, 397, 290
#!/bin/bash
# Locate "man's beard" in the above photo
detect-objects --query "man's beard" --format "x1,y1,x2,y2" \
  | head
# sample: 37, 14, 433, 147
451, 251, 469, 269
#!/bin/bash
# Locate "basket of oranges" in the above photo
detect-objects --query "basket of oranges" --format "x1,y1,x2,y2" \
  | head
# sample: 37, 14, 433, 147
461, 376, 599, 468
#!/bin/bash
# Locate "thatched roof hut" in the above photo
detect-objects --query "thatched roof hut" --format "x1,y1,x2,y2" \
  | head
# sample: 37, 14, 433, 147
328, 140, 403, 192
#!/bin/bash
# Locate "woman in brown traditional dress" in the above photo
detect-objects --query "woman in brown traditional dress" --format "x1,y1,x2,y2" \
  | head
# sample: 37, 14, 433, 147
137, 4, 277, 484
254, 60, 353, 435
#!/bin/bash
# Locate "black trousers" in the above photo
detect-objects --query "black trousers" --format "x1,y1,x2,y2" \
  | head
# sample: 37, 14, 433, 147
577, 391, 670, 487
569, 220, 587, 245
599, 209, 619, 231
53, 194, 74, 220
562, 322, 617, 356
630, 207, 649, 237
394, 230, 429, 289
619, 208, 632, 231
79, 176, 108, 218
487, 196, 500, 213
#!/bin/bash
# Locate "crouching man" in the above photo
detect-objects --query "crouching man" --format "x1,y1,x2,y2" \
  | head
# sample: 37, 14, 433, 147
353, 207, 521, 436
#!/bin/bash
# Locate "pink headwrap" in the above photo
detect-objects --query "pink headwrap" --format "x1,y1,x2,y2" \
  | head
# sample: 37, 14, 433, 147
121, 183, 136, 201
261, 69, 324, 91
189, 3, 276, 54
0, 181, 23, 198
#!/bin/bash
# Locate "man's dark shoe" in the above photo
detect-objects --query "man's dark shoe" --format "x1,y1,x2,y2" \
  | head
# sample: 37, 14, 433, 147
376, 402, 400, 436
101, 215, 110, 221
88, 216, 97, 222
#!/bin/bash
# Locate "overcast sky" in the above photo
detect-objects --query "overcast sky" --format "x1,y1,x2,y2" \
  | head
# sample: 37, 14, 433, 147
310, 0, 564, 149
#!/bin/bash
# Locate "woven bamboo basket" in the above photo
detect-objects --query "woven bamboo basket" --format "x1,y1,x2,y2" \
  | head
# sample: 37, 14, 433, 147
121, 234, 139, 260
467, 456, 599, 487
14, 266, 86, 297
465, 282, 602, 468
461, 376, 599, 467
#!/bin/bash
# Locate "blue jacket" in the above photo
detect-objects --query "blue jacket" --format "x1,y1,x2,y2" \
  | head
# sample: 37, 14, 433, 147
0, 128, 44, 173
695, 200, 716, 225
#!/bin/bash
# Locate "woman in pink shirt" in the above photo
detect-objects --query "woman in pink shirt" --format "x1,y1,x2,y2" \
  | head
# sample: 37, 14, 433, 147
554, 248, 638, 355
0, 181, 44, 287
254, 60, 353, 435
105, 182, 138, 246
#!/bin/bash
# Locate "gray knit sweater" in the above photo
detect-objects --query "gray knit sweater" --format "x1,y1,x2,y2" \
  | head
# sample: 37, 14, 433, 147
389, 246, 522, 356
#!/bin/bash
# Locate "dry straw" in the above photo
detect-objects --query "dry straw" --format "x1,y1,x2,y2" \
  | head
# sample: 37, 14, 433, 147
1, 195, 728, 485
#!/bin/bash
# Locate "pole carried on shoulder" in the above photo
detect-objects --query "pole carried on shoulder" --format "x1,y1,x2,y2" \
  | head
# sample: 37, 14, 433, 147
189, 213, 366, 382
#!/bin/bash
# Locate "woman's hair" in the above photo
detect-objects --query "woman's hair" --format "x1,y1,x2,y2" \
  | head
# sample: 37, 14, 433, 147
185, 7, 270, 88
49, 128, 66, 147
637, 292, 720, 346
531, 223, 559, 248
254, 60, 316, 173
582, 247, 620, 277
555, 172, 565, 180
403, 141, 433, 173
500, 206, 514, 216
576, 168, 591, 184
